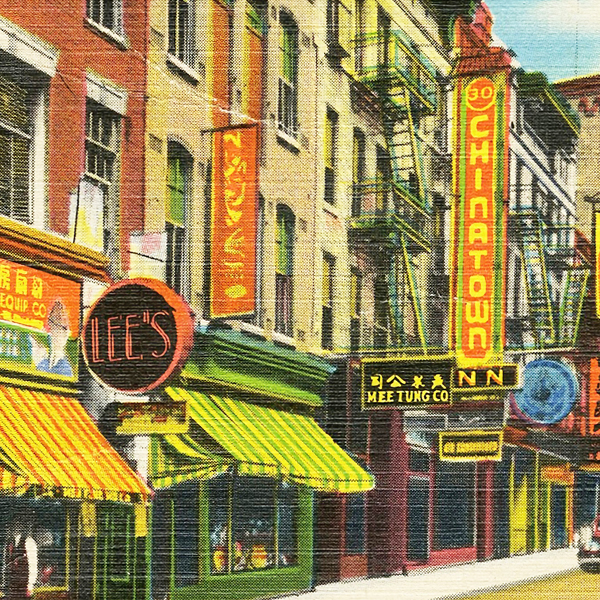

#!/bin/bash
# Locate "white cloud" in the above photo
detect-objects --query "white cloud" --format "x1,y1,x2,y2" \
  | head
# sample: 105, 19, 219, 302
525, 0, 600, 34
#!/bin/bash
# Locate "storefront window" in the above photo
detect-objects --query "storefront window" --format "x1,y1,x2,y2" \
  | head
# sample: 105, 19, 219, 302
208, 475, 298, 576
433, 461, 475, 550
174, 482, 199, 586
1, 499, 68, 593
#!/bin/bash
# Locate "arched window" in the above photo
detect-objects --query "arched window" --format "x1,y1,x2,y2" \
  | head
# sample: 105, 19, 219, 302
275, 205, 294, 336
166, 142, 192, 297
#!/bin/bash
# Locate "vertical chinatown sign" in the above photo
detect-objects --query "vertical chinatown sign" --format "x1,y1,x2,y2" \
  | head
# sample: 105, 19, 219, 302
453, 72, 510, 367
210, 124, 259, 318
589, 358, 600, 436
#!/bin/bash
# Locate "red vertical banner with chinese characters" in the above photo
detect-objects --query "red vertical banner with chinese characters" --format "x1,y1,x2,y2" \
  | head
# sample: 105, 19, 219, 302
589, 358, 600, 435
210, 124, 258, 318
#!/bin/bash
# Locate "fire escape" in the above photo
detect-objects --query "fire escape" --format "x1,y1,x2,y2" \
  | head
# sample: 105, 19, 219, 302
511, 209, 589, 349
349, 28, 438, 350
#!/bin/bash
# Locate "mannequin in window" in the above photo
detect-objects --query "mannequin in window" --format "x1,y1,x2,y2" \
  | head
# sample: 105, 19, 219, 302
5, 513, 38, 599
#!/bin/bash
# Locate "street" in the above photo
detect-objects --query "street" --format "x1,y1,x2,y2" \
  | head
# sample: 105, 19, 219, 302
457, 570, 600, 600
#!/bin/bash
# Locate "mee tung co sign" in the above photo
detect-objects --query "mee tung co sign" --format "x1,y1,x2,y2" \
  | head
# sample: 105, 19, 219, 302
82, 278, 194, 393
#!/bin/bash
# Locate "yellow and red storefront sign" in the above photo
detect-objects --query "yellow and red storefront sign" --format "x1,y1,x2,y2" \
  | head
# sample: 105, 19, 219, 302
452, 73, 510, 367
210, 125, 258, 318
589, 358, 600, 436
0, 257, 81, 379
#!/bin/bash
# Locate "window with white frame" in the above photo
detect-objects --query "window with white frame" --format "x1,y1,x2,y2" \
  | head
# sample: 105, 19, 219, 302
168, 0, 196, 68
82, 101, 121, 256
87, 0, 124, 36
278, 11, 298, 139
0, 73, 34, 224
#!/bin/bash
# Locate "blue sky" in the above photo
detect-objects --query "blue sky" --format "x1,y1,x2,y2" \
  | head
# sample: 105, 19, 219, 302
485, 0, 600, 82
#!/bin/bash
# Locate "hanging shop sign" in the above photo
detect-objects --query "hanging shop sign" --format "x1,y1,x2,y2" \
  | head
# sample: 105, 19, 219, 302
0, 257, 81, 381
540, 464, 574, 485
115, 401, 188, 435
82, 278, 194, 393
512, 359, 578, 425
439, 430, 503, 462
589, 358, 600, 436
361, 357, 454, 409
452, 72, 510, 367
210, 124, 259, 318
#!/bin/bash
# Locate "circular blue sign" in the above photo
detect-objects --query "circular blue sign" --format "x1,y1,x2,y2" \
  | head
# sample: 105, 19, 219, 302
512, 359, 577, 425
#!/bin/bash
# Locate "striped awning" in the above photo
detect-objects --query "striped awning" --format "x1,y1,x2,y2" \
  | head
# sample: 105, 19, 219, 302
0, 386, 150, 502
165, 388, 374, 493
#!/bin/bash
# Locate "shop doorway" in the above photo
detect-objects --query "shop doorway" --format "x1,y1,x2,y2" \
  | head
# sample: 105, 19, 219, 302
407, 476, 430, 561
96, 504, 136, 600
550, 484, 567, 549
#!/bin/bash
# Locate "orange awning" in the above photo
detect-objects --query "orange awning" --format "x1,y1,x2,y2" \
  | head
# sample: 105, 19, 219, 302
0, 386, 150, 502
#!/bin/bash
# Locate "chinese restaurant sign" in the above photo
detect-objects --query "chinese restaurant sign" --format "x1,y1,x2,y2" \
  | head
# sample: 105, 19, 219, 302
82, 278, 194, 393
439, 430, 503, 461
589, 358, 600, 436
116, 401, 188, 434
0, 257, 81, 380
361, 357, 454, 408
452, 73, 510, 367
210, 124, 258, 318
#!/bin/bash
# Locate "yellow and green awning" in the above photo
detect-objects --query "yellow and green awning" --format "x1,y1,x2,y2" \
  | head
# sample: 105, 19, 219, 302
0, 386, 150, 501
158, 388, 374, 493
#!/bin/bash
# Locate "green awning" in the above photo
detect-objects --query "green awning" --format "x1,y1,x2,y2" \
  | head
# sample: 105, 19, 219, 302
165, 388, 374, 493
150, 433, 231, 489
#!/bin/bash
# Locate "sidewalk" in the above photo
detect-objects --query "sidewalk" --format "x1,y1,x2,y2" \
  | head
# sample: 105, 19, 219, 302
302, 548, 579, 600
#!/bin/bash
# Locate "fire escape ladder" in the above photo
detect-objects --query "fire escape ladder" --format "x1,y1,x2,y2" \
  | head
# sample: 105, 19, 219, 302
558, 266, 589, 347
514, 211, 555, 347
400, 233, 428, 349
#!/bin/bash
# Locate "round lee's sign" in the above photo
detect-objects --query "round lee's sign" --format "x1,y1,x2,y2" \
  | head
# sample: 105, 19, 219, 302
82, 278, 194, 393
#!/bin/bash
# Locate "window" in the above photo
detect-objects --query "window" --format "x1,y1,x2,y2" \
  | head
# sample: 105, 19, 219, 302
344, 494, 366, 555
168, 0, 196, 67
350, 269, 361, 352
352, 130, 365, 217
322, 253, 334, 350
275, 205, 294, 337
87, 0, 124, 35
324, 108, 337, 205
173, 482, 199, 586
208, 475, 298, 575
244, 0, 266, 122
325, 0, 349, 60
0, 73, 32, 224
278, 12, 298, 139
166, 142, 191, 297
1, 499, 69, 593
83, 101, 121, 256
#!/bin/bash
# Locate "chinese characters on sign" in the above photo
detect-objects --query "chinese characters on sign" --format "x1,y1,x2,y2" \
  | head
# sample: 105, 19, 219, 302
361, 358, 454, 408
453, 74, 509, 367
210, 125, 258, 318
0, 257, 81, 380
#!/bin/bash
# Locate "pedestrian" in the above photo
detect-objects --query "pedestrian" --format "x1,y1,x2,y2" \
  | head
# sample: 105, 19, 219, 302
5, 512, 38, 600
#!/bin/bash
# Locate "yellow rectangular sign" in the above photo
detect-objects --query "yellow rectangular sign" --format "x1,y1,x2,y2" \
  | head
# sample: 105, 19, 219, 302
439, 430, 503, 461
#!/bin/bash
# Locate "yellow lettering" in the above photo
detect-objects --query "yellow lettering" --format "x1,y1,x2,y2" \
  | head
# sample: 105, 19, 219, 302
466, 300, 489, 323
469, 196, 489, 219
468, 250, 488, 269
469, 140, 489, 165
470, 114, 490, 138
469, 223, 488, 244
487, 368, 504, 386
458, 370, 477, 387
469, 275, 486, 298
468, 327, 487, 349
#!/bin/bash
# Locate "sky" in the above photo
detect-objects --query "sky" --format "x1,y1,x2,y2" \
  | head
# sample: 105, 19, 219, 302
485, 0, 600, 82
